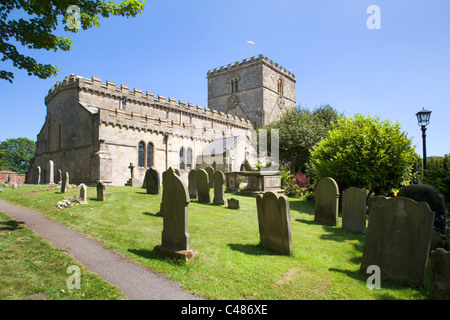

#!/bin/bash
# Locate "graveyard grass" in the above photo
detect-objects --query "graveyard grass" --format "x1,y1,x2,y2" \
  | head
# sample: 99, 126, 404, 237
0, 185, 439, 300
0, 210, 126, 300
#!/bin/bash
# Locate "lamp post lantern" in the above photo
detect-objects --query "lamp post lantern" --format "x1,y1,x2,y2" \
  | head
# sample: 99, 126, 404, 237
415, 108, 432, 170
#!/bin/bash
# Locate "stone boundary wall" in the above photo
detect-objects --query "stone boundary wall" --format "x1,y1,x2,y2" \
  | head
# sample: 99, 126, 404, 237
0, 171, 26, 185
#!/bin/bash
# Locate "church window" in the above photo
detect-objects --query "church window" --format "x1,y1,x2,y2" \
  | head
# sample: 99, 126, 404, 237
180, 147, 185, 170
120, 98, 126, 110
186, 148, 192, 171
231, 78, 238, 93
147, 143, 154, 168
138, 142, 145, 167
277, 78, 284, 95
165, 111, 169, 119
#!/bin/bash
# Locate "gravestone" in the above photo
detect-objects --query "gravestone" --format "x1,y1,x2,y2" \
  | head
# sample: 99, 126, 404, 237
188, 169, 197, 199
256, 191, 293, 255
227, 198, 240, 210
205, 166, 215, 188
195, 169, 210, 203
144, 167, 160, 195
79, 184, 87, 204
36, 166, 41, 184
46, 160, 54, 184
342, 187, 367, 234
154, 168, 196, 262
360, 196, 435, 286
57, 170, 62, 184
174, 168, 181, 176
397, 184, 447, 246
430, 248, 450, 299
97, 181, 106, 201
61, 172, 69, 193
213, 170, 225, 206
314, 177, 339, 226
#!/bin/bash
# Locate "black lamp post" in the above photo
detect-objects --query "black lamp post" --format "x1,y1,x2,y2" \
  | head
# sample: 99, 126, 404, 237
415, 108, 432, 170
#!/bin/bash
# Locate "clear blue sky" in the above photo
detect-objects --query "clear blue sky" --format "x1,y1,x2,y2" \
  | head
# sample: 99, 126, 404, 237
1, 0, 449, 157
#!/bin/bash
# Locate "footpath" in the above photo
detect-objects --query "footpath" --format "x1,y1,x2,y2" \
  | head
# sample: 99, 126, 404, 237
0, 198, 202, 300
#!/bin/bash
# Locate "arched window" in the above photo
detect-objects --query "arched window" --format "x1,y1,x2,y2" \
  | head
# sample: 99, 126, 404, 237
180, 147, 185, 170
147, 143, 154, 168
277, 78, 284, 95
186, 148, 192, 171
138, 142, 145, 167
231, 78, 238, 93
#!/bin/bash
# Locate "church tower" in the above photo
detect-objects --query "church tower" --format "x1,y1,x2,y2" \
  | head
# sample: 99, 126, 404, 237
207, 54, 296, 128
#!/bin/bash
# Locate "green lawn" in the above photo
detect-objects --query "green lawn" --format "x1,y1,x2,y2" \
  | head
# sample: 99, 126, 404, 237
0, 185, 433, 300
0, 210, 126, 300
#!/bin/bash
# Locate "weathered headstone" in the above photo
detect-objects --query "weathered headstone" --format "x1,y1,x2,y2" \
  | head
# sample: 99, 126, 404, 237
144, 167, 160, 195
154, 168, 196, 262
360, 196, 435, 286
256, 191, 293, 255
213, 170, 225, 206
342, 187, 367, 234
174, 168, 181, 176
46, 160, 54, 184
188, 169, 197, 199
60, 172, 69, 193
97, 181, 106, 201
57, 170, 62, 184
397, 184, 447, 247
227, 198, 240, 210
314, 177, 339, 226
195, 169, 210, 203
79, 184, 87, 204
430, 248, 450, 299
36, 166, 41, 184
205, 166, 215, 188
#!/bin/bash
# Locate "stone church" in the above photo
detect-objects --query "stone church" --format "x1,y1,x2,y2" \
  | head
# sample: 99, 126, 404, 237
30, 54, 296, 186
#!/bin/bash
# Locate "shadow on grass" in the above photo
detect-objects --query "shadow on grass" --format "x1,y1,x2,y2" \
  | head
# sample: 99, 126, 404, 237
227, 243, 278, 256
142, 212, 162, 217
289, 200, 315, 215
128, 248, 189, 266
0, 220, 25, 231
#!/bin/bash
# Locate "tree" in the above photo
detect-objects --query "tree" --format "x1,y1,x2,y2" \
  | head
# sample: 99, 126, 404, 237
0, 138, 36, 173
264, 104, 341, 173
1, 0, 145, 82
309, 114, 418, 199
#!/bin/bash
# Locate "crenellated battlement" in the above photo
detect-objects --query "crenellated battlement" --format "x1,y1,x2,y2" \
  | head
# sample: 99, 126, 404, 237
207, 54, 295, 80
45, 74, 254, 129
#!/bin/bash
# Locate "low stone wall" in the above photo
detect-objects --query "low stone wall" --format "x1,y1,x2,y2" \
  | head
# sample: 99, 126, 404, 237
0, 171, 26, 185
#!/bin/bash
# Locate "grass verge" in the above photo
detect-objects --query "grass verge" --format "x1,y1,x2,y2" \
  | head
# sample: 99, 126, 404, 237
0, 185, 434, 300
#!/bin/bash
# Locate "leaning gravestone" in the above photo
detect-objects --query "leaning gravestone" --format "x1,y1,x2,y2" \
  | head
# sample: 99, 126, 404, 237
195, 169, 210, 203
61, 172, 69, 193
79, 184, 88, 204
213, 170, 226, 206
205, 166, 215, 188
430, 248, 450, 299
145, 167, 160, 195
342, 187, 367, 234
360, 196, 435, 286
397, 184, 447, 246
188, 169, 197, 199
97, 181, 106, 201
314, 177, 339, 226
154, 168, 196, 262
256, 191, 293, 255
57, 170, 62, 184
46, 160, 54, 184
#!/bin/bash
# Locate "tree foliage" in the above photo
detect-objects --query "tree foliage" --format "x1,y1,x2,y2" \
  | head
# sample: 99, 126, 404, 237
309, 114, 418, 198
1, 0, 145, 82
264, 104, 341, 173
0, 137, 36, 174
